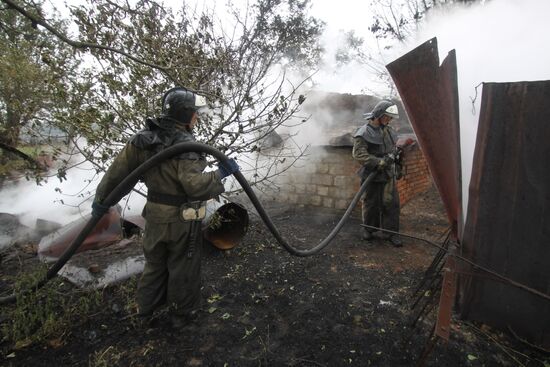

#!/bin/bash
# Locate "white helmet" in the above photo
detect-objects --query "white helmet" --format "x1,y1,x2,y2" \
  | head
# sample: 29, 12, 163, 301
363, 100, 399, 120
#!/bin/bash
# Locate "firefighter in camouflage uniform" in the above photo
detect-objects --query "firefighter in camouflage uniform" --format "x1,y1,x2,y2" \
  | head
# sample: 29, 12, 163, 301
352, 100, 403, 247
92, 87, 240, 328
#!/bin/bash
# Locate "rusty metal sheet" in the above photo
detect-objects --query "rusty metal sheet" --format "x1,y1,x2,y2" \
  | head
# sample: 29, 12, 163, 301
459, 81, 550, 348
123, 215, 145, 230
38, 208, 123, 259
435, 256, 457, 341
386, 37, 463, 240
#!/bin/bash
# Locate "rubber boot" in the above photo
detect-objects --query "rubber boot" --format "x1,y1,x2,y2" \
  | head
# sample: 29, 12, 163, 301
171, 310, 198, 330
361, 227, 373, 241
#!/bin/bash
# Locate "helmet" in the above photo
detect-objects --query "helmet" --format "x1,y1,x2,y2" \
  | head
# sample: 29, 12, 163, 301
161, 87, 207, 123
363, 100, 399, 120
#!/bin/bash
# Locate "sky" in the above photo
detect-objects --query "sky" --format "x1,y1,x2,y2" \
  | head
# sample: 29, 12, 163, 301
309, 0, 384, 92
2, 0, 550, 229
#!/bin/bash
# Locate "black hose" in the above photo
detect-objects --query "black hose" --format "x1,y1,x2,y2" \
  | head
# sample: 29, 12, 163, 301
238, 169, 374, 256
0, 142, 374, 305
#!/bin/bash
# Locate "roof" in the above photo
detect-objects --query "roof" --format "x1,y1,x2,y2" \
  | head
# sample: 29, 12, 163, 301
264, 91, 415, 148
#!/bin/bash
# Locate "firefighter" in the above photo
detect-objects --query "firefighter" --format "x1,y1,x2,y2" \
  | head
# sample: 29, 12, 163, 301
92, 87, 240, 328
352, 99, 403, 247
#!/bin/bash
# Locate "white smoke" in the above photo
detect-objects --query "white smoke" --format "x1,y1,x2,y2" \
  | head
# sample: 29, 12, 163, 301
0, 165, 94, 227
394, 0, 550, 217
0, 160, 146, 228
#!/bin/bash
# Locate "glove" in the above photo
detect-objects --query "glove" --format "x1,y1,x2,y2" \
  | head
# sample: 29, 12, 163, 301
391, 146, 403, 161
217, 158, 240, 179
91, 201, 110, 219
377, 155, 394, 171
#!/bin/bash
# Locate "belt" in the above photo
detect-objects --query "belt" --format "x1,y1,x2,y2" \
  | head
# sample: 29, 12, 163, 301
147, 190, 205, 221
147, 190, 188, 207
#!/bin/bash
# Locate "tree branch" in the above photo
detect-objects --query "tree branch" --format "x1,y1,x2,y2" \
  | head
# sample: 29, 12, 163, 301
0, 141, 46, 170
1, 0, 173, 73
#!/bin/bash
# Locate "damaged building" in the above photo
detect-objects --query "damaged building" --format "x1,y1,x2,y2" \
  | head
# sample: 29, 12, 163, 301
259, 91, 432, 210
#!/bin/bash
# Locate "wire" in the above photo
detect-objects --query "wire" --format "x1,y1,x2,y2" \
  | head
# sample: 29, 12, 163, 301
361, 224, 550, 303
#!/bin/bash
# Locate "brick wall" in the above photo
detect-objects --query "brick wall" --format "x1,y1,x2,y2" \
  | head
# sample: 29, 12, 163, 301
264, 144, 431, 209
396, 145, 432, 205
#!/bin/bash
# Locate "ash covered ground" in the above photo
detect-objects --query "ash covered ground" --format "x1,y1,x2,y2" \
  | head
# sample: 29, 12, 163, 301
0, 186, 547, 366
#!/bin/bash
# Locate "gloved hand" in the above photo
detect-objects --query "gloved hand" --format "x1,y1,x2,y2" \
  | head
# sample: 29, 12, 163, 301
217, 158, 240, 179
377, 154, 394, 171
391, 146, 403, 161
91, 201, 110, 219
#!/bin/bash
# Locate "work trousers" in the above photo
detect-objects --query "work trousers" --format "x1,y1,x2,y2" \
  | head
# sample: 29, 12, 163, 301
361, 178, 400, 233
137, 220, 202, 316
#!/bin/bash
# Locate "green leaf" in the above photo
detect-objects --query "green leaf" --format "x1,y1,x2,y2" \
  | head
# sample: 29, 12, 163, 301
207, 294, 223, 303
241, 327, 256, 339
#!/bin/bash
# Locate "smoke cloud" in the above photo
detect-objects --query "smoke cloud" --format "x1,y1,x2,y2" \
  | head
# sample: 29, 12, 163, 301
394, 0, 550, 215
0, 161, 145, 229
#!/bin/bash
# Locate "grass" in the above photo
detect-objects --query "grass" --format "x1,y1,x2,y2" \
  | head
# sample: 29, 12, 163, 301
118, 276, 139, 315
89, 345, 123, 367
0, 263, 103, 348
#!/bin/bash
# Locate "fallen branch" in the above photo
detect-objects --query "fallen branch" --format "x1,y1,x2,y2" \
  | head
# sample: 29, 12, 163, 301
508, 326, 550, 355
466, 322, 527, 367
0, 141, 46, 170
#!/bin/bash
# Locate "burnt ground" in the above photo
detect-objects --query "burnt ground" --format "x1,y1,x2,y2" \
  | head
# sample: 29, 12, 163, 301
0, 186, 548, 366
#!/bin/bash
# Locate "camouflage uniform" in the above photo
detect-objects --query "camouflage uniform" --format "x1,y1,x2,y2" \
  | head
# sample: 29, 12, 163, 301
95, 118, 224, 318
352, 123, 401, 237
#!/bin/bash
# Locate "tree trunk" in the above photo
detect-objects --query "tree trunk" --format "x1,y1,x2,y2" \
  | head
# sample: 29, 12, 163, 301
3, 104, 21, 147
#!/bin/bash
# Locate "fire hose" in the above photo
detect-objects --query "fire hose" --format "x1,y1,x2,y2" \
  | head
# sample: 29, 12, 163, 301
0, 141, 376, 305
